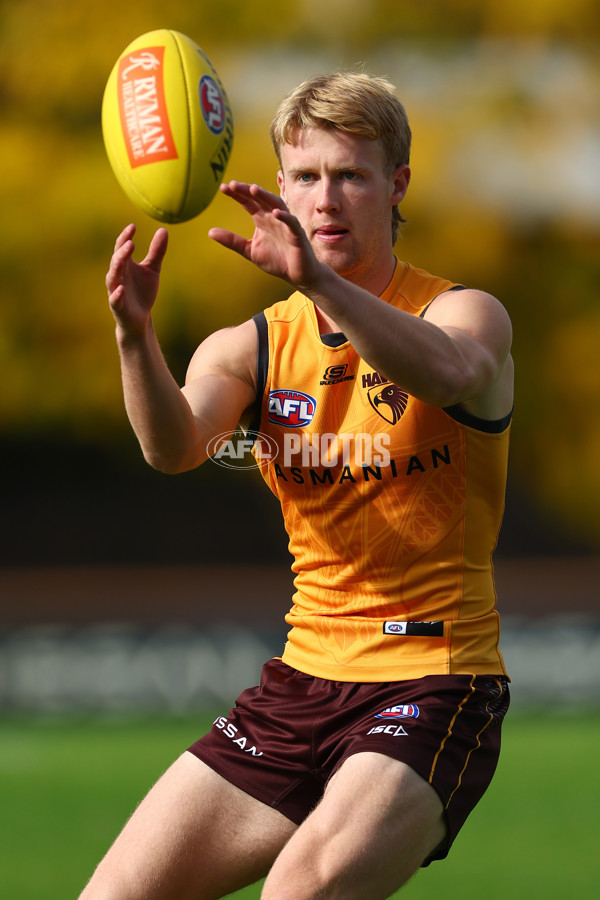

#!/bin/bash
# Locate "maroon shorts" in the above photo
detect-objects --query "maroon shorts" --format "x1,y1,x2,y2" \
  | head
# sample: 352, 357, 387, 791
188, 658, 510, 863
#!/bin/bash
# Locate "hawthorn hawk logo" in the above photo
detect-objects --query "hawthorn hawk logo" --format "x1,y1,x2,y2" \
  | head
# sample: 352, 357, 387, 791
368, 383, 409, 425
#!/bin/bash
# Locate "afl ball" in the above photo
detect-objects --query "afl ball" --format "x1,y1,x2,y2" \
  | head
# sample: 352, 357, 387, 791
102, 30, 233, 223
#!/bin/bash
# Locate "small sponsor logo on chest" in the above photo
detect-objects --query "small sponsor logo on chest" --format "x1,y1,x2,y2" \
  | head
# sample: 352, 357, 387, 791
320, 364, 355, 386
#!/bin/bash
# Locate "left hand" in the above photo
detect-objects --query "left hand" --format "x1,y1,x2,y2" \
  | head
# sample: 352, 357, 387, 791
208, 181, 322, 291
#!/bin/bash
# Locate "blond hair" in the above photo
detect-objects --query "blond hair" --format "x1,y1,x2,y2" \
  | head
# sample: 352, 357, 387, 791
270, 72, 411, 243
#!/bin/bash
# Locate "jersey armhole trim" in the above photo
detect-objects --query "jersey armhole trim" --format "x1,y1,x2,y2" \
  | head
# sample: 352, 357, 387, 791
247, 312, 268, 441
443, 404, 513, 433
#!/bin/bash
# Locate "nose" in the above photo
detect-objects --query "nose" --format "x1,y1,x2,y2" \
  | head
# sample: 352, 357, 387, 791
316, 177, 340, 213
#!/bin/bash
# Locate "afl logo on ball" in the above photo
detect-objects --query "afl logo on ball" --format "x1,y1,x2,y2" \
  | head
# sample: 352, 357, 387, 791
268, 390, 317, 427
199, 75, 225, 134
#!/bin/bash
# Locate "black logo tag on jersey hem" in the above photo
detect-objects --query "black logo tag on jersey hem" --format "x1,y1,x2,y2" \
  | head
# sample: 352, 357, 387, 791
383, 621, 444, 637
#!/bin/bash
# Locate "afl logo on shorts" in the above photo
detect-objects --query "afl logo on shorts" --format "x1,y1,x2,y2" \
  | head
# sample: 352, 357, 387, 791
375, 704, 420, 720
199, 74, 225, 134
268, 389, 316, 427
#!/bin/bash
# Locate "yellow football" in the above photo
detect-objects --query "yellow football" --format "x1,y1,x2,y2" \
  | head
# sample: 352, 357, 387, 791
102, 30, 233, 224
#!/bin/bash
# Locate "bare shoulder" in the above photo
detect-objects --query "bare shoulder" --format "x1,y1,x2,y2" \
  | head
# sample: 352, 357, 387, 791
185, 319, 258, 391
426, 288, 513, 419
425, 287, 512, 330
425, 288, 512, 359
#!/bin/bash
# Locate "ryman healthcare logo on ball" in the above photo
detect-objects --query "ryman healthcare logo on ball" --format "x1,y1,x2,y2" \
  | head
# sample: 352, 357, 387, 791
117, 46, 178, 168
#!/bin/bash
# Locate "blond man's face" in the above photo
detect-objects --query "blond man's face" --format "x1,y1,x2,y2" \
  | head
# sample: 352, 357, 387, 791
277, 127, 410, 293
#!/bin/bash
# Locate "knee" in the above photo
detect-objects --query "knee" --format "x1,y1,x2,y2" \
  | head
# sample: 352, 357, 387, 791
78, 868, 131, 900
261, 853, 348, 900
261, 876, 325, 900
78, 862, 157, 900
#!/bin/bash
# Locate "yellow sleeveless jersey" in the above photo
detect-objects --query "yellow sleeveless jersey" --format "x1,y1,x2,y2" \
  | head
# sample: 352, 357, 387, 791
250, 259, 511, 682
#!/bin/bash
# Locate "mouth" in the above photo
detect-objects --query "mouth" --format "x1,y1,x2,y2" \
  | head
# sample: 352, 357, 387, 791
314, 226, 349, 243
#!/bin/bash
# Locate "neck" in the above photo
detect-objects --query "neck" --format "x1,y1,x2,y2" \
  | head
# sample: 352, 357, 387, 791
314, 255, 399, 334
315, 306, 341, 335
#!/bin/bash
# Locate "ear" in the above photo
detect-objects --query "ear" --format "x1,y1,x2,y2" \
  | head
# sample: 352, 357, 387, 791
391, 164, 411, 205
277, 170, 286, 201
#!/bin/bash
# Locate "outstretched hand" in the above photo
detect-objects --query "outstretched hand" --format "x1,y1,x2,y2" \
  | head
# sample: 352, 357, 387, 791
208, 181, 322, 291
106, 224, 169, 336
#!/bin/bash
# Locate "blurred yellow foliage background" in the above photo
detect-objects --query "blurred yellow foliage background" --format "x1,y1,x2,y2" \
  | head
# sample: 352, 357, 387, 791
0, 0, 599, 551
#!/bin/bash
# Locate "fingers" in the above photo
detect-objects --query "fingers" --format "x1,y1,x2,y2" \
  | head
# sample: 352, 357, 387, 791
222, 182, 305, 241
106, 226, 168, 294
143, 228, 169, 272
271, 206, 304, 236
208, 227, 250, 258
218, 182, 261, 217
220, 181, 288, 214
106, 235, 134, 296
114, 222, 136, 253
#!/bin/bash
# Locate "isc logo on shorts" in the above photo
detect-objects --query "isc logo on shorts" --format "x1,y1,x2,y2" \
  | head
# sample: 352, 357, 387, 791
366, 723, 409, 737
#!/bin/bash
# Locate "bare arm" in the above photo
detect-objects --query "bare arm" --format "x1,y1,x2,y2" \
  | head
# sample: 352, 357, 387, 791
106, 224, 256, 474
304, 268, 513, 417
209, 182, 513, 419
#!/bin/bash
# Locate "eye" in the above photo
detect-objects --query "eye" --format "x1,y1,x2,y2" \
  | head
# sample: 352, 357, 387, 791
341, 171, 360, 181
298, 172, 315, 183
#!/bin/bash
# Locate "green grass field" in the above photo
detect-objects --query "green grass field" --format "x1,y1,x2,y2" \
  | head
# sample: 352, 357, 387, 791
1, 708, 598, 898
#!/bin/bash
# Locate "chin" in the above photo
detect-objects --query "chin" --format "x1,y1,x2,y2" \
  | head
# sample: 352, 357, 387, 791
327, 256, 366, 283
315, 246, 357, 276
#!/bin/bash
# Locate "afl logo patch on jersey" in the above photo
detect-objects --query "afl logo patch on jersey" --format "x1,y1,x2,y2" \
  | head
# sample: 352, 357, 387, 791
375, 704, 420, 720
268, 390, 316, 427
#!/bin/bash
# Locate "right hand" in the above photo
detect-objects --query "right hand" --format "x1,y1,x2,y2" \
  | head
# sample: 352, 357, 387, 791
208, 182, 323, 293
106, 224, 169, 337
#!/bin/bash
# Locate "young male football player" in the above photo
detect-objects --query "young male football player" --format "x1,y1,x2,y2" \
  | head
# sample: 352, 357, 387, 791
82, 71, 513, 900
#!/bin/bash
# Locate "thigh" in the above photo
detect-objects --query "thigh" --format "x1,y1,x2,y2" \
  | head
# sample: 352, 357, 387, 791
261, 751, 445, 900
188, 660, 338, 825
79, 751, 297, 900
319, 672, 510, 862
